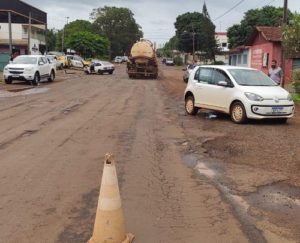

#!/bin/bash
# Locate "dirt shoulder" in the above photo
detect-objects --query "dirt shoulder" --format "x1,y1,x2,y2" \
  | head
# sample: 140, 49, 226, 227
159, 64, 300, 242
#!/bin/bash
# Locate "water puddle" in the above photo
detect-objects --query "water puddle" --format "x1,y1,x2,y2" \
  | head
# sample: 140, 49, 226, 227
0, 87, 49, 98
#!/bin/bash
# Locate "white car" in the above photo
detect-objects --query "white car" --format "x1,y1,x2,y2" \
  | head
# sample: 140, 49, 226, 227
184, 65, 295, 124
3, 55, 56, 86
84, 60, 115, 75
183, 64, 197, 83
165, 58, 174, 66
114, 56, 123, 63
46, 55, 63, 70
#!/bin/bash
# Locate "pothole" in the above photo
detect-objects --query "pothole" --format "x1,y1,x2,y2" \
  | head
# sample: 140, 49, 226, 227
183, 154, 300, 242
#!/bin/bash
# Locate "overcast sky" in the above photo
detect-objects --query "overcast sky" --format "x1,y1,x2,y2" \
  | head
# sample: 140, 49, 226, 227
24, 0, 300, 46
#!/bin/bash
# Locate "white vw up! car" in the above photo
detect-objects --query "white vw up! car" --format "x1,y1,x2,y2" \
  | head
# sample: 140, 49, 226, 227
184, 65, 295, 124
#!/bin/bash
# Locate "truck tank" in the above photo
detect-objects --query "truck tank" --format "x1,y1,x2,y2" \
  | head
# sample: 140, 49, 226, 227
127, 39, 158, 79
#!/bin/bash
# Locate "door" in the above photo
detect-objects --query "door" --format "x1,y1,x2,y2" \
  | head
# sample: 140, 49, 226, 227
193, 67, 214, 108
209, 69, 234, 111
38, 57, 48, 77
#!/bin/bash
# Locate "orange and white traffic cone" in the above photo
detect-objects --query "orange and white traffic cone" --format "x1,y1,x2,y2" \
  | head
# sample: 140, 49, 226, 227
88, 153, 134, 243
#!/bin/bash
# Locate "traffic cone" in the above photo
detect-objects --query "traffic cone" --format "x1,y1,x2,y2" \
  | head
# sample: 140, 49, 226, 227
88, 153, 134, 243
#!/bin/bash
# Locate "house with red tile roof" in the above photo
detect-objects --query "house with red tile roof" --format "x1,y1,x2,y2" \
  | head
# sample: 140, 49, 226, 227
246, 26, 300, 83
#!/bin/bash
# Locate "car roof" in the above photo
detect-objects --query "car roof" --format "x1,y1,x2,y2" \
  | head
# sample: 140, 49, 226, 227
17, 55, 44, 57
199, 65, 256, 71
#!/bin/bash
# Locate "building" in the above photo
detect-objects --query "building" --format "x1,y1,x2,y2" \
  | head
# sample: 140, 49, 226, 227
215, 32, 229, 64
229, 45, 251, 67
0, 0, 47, 70
246, 26, 300, 83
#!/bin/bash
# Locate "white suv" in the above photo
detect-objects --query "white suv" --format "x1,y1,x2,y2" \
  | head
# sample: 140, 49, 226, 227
3, 55, 56, 86
184, 65, 295, 124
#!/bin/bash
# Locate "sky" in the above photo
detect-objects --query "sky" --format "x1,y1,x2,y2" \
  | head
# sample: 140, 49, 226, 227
24, 0, 300, 47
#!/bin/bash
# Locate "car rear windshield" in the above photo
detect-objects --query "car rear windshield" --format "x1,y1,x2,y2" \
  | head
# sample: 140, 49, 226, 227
228, 69, 277, 86
13, 56, 37, 65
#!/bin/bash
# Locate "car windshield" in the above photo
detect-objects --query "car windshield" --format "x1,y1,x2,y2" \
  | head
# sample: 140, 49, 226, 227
228, 69, 277, 86
13, 56, 37, 65
102, 61, 111, 65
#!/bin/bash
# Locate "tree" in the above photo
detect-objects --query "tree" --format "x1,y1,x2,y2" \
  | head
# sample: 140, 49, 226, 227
55, 20, 93, 52
91, 6, 143, 58
283, 13, 300, 58
202, 2, 210, 19
45, 28, 57, 51
228, 6, 293, 48
65, 31, 110, 58
175, 11, 217, 60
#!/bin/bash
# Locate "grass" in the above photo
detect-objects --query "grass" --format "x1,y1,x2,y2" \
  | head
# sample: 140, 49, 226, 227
0, 72, 3, 83
292, 93, 300, 104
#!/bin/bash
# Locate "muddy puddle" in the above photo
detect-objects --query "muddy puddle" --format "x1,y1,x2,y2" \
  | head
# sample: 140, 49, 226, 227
0, 87, 49, 98
182, 153, 300, 242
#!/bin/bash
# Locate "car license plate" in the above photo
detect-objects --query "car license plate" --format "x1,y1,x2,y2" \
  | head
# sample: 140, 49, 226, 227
12, 75, 19, 78
272, 106, 284, 113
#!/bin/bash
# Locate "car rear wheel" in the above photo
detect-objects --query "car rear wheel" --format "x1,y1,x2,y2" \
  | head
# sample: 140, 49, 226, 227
98, 70, 103, 75
185, 96, 198, 115
231, 102, 247, 124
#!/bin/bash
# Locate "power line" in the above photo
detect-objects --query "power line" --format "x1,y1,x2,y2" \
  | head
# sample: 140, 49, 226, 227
213, 0, 247, 21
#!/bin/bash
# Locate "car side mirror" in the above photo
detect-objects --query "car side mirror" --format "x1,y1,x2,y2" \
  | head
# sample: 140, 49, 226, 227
39, 62, 44, 66
217, 81, 228, 87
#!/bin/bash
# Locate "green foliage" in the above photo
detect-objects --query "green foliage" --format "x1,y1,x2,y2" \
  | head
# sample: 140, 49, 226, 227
174, 56, 183, 66
91, 6, 143, 58
228, 6, 293, 48
45, 29, 57, 51
212, 60, 225, 65
174, 11, 217, 60
283, 14, 300, 59
292, 69, 300, 94
65, 31, 109, 58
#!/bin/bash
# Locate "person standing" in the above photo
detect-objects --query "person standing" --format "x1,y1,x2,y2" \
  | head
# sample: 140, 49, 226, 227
268, 60, 282, 85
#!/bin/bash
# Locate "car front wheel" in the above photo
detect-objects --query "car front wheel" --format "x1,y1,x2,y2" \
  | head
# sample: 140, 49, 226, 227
5, 78, 12, 84
48, 70, 55, 82
185, 96, 198, 115
32, 72, 40, 86
231, 102, 247, 124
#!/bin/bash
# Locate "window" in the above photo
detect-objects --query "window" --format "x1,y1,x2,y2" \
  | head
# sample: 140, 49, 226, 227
199, 68, 213, 84
212, 69, 230, 84
237, 55, 242, 64
42, 57, 48, 64
242, 55, 248, 65
222, 42, 227, 47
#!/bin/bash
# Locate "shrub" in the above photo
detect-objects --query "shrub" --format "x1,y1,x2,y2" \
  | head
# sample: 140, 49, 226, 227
292, 69, 300, 94
212, 60, 225, 65
174, 56, 183, 66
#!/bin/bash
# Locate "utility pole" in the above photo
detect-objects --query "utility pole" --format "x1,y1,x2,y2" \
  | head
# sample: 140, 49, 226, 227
61, 17, 69, 52
191, 23, 195, 62
281, 0, 288, 87
8, 11, 12, 56
28, 12, 32, 55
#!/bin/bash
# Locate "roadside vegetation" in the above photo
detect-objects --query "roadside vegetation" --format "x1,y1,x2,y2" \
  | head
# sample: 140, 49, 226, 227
46, 7, 143, 59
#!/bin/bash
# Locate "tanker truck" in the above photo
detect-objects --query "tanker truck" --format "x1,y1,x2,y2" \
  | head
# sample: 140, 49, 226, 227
127, 39, 158, 79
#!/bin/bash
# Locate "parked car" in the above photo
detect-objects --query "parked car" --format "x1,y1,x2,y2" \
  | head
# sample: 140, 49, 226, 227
3, 55, 56, 85
114, 56, 123, 63
165, 58, 174, 66
84, 59, 115, 75
183, 64, 197, 83
184, 65, 295, 124
48, 51, 68, 68
46, 55, 63, 70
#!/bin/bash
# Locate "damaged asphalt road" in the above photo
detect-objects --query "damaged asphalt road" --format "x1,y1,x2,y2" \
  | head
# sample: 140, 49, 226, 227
0, 66, 299, 242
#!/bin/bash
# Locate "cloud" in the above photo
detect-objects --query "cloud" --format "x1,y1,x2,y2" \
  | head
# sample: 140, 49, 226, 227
23, 0, 300, 45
